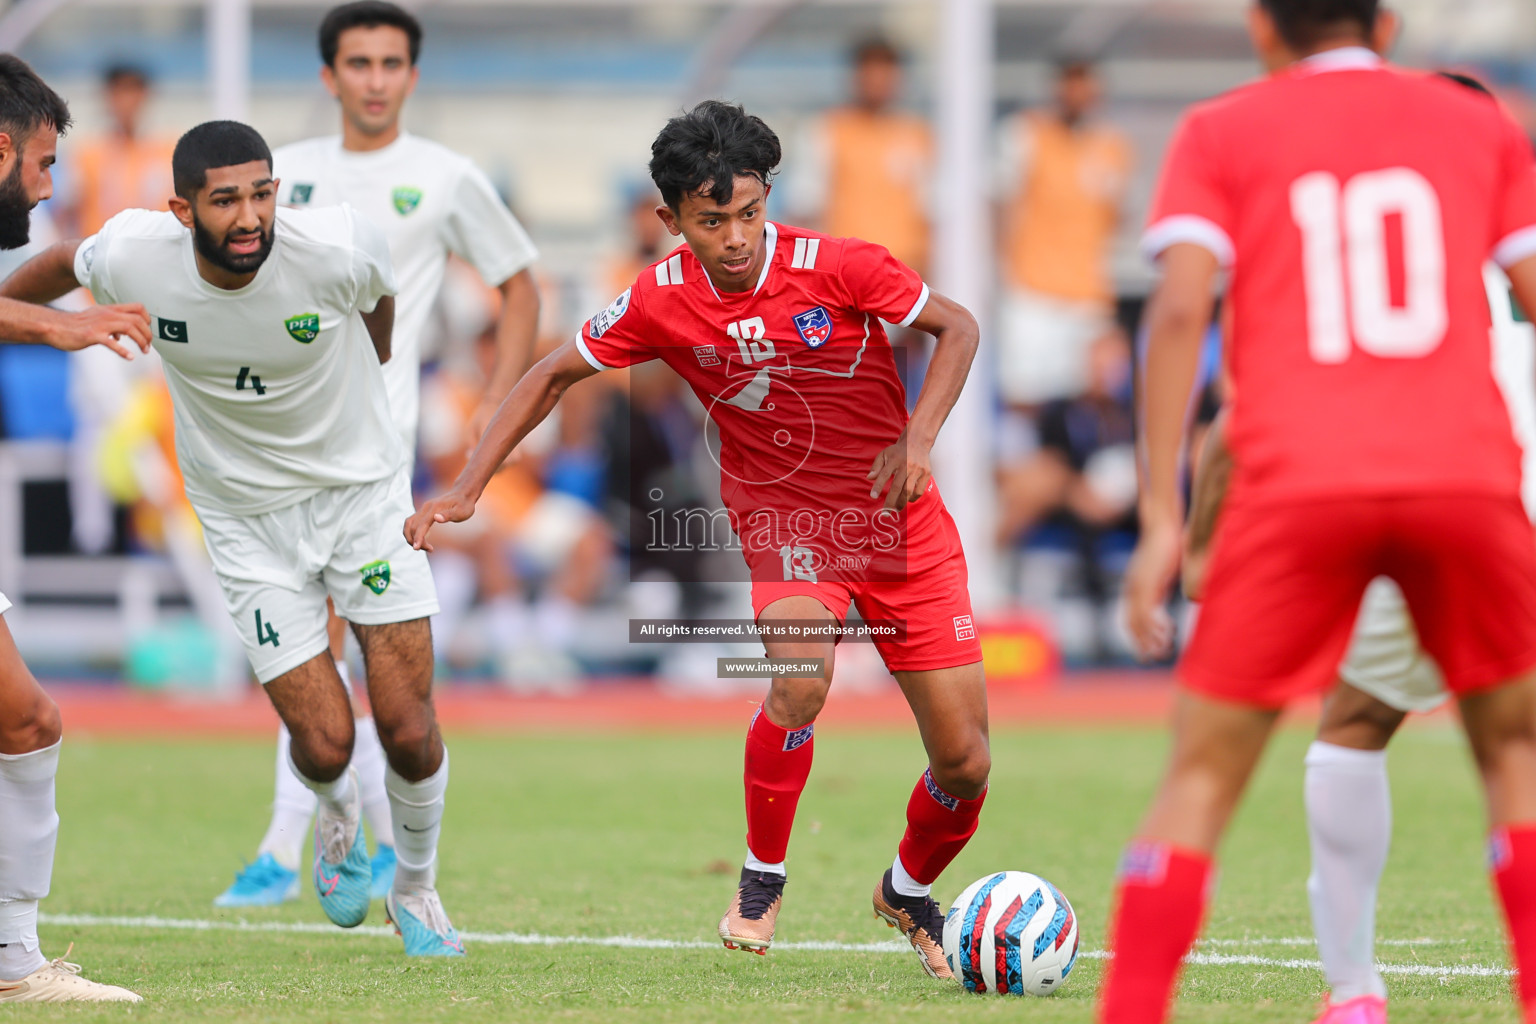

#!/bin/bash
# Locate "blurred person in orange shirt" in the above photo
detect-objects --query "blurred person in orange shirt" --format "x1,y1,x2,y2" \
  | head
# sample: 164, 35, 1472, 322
62, 65, 174, 235
788, 37, 932, 275
61, 64, 175, 555
418, 328, 612, 689
993, 57, 1130, 409
603, 185, 676, 299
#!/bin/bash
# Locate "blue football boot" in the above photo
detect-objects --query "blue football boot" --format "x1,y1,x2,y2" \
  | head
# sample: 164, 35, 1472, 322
213, 852, 299, 907
312, 768, 371, 928
385, 887, 466, 957
369, 844, 397, 901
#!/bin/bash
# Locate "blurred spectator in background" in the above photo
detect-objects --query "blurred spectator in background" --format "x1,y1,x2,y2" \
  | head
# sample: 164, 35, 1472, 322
994, 57, 1130, 411
62, 65, 175, 235
599, 358, 713, 621
602, 185, 675, 299
61, 65, 177, 556
996, 329, 1137, 548
788, 36, 932, 275
996, 328, 1138, 660
419, 328, 613, 687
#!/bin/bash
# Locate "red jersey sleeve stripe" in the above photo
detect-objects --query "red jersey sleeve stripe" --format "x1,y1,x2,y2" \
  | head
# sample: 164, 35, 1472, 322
574, 331, 612, 371
1494, 225, 1536, 269
898, 282, 931, 328
1142, 214, 1235, 266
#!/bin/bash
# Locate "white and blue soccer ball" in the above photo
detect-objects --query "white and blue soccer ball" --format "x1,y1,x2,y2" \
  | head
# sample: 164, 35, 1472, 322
941, 870, 1080, 996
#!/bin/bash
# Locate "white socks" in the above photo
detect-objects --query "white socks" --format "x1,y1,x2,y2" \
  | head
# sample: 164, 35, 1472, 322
1305, 740, 1390, 1003
0, 740, 60, 980
261, 724, 317, 871
291, 752, 358, 812
891, 854, 931, 898
261, 660, 394, 870
743, 851, 786, 877
350, 717, 394, 847
386, 749, 448, 890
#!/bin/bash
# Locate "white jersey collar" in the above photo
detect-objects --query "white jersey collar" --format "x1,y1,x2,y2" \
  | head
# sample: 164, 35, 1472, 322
1296, 46, 1382, 74
335, 131, 411, 164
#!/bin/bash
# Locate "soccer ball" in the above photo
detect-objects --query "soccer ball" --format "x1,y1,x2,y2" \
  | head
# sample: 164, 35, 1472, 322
941, 871, 1080, 995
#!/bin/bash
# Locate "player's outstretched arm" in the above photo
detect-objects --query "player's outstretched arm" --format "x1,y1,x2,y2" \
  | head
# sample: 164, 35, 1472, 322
0, 240, 151, 359
1182, 407, 1231, 602
360, 295, 395, 364
404, 337, 600, 551
469, 268, 541, 444
866, 290, 979, 510
1124, 242, 1219, 659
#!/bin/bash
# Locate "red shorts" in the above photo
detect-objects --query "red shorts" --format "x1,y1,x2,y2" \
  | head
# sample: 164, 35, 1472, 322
747, 492, 983, 672
1183, 493, 1536, 708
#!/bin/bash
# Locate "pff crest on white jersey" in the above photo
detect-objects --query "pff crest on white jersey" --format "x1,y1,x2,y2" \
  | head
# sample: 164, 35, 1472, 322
273, 133, 538, 450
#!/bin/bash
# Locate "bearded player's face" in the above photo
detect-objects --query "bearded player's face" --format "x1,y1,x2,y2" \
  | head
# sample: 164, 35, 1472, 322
178, 160, 278, 279
659, 175, 771, 294
0, 125, 59, 250
323, 25, 418, 139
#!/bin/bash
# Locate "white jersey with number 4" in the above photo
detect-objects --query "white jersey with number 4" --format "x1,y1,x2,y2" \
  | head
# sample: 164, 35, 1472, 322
74, 204, 403, 517
273, 133, 538, 448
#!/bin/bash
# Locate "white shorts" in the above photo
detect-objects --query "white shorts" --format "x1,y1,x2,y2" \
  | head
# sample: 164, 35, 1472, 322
997, 288, 1110, 405
198, 470, 439, 684
1337, 577, 1449, 714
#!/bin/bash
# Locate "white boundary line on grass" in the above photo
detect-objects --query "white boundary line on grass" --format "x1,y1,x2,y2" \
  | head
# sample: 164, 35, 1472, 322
37, 913, 1510, 978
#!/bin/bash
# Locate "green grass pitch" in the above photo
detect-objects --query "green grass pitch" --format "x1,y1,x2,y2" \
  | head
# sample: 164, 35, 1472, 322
14, 721, 1519, 1021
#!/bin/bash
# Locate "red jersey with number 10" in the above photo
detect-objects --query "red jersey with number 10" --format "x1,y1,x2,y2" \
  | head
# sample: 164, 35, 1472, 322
1145, 48, 1536, 505
577, 222, 933, 579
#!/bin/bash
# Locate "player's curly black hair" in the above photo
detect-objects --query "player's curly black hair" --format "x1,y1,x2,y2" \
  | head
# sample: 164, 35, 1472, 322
0, 55, 70, 151
648, 100, 781, 212
1258, 0, 1378, 50
172, 121, 272, 200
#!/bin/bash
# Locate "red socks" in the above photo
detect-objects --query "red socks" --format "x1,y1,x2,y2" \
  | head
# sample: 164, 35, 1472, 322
1098, 841, 1214, 1024
1492, 824, 1536, 1019
896, 767, 987, 885
742, 707, 815, 864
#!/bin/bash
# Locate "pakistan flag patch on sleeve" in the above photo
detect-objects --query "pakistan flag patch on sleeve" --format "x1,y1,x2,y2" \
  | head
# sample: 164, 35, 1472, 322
285, 313, 320, 343
360, 560, 391, 595
392, 186, 422, 216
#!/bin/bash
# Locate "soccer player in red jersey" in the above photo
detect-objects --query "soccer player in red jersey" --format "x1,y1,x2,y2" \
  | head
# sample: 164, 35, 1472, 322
1105, 2, 1536, 1022
405, 101, 988, 978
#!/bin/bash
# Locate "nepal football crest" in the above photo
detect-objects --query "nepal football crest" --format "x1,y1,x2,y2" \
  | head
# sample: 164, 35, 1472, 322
285, 313, 320, 343
792, 306, 833, 348
392, 186, 422, 216
360, 560, 391, 595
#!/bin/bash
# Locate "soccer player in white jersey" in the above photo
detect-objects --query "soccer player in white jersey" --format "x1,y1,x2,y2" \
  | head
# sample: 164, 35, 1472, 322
214, 0, 540, 908
1183, 254, 1536, 1022
2, 121, 464, 957
0, 53, 151, 1005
